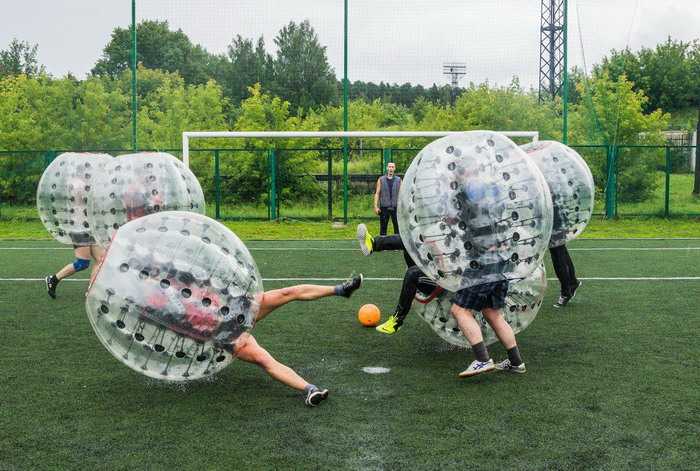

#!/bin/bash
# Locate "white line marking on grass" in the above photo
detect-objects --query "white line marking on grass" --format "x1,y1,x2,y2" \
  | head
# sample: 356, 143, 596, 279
2, 246, 700, 252
3, 276, 700, 282
568, 247, 700, 251
362, 367, 391, 374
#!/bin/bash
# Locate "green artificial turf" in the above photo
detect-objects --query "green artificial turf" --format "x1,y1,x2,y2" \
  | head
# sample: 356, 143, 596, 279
1, 238, 699, 469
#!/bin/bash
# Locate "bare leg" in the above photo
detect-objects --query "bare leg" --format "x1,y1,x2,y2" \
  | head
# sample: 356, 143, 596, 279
482, 308, 517, 350
89, 245, 105, 281
234, 335, 309, 391
257, 284, 336, 321
55, 246, 91, 280
450, 304, 484, 346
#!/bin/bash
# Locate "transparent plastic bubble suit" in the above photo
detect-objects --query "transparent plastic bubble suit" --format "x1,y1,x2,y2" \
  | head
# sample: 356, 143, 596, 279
398, 131, 553, 291
36, 152, 113, 245
414, 263, 546, 348
85, 211, 262, 381
520, 141, 595, 247
88, 152, 205, 247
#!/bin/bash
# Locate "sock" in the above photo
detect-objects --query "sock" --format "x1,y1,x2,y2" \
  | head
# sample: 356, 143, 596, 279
304, 384, 317, 394
507, 346, 523, 366
333, 284, 344, 296
472, 342, 490, 363
51, 274, 59, 284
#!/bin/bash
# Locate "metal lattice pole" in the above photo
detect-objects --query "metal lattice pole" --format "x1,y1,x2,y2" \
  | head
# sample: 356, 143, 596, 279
538, 0, 565, 102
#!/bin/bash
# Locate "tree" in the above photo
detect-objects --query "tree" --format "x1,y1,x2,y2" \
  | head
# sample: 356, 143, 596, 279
598, 38, 694, 113
570, 72, 669, 202
272, 20, 338, 112
92, 20, 213, 85
0, 39, 45, 78
213, 35, 273, 106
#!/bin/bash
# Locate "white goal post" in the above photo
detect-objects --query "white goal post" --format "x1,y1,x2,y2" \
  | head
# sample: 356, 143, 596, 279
181, 130, 539, 168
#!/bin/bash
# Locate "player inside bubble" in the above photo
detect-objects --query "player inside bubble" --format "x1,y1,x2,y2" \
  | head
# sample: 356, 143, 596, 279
86, 212, 364, 407
398, 131, 552, 292
36, 152, 113, 298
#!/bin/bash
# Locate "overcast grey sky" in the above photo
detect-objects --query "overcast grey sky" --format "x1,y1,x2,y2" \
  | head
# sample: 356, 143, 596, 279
2, 1, 699, 89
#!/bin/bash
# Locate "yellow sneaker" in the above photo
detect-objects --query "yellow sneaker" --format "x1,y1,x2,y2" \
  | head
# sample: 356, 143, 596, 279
356, 224, 374, 256
376, 315, 401, 334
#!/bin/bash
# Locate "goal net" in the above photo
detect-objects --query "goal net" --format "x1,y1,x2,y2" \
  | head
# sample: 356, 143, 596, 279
182, 131, 539, 222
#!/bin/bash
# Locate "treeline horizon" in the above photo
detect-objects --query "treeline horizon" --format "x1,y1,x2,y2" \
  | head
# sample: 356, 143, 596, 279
1, 19, 699, 203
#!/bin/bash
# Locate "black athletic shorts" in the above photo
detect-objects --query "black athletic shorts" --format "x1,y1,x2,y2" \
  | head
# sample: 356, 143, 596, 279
452, 280, 509, 311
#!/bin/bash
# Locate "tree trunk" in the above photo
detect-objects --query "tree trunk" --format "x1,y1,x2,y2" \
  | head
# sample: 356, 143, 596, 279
694, 106, 700, 195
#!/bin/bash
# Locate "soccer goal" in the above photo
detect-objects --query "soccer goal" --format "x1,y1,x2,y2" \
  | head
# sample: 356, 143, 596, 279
182, 130, 539, 222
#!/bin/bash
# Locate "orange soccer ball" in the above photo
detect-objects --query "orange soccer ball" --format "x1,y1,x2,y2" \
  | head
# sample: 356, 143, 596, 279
358, 304, 381, 327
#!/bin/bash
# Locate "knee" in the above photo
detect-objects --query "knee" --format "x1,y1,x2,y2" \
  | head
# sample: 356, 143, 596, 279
405, 266, 422, 284
450, 304, 470, 319
279, 287, 298, 299
482, 308, 502, 323
72, 258, 90, 272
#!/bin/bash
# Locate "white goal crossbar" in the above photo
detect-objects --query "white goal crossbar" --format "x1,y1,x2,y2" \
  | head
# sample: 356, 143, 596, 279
181, 130, 539, 167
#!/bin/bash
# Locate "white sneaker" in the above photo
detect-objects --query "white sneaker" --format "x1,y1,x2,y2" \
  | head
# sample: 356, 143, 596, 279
495, 359, 527, 374
458, 359, 495, 378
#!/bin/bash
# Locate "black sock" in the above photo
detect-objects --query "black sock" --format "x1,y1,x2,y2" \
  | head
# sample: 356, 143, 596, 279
51, 274, 59, 284
472, 342, 490, 363
507, 346, 523, 366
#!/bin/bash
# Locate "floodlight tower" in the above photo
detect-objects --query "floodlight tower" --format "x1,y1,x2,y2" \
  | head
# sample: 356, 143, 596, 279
538, 0, 565, 102
443, 63, 466, 105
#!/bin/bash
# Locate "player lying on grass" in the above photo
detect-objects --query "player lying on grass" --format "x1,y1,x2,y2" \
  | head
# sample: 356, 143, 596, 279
45, 244, 105, 299
150, 272, 363, 407
357, 224, 525, 377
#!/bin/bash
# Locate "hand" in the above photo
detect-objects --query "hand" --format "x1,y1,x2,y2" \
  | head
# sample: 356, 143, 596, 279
374, 207, 381, 215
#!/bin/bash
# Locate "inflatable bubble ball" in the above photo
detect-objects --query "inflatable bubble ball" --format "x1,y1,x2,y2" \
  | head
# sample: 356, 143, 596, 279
36, 152, 113, 245
414, 263, 547, 348
85, 211, 262, 381
521, 140, 595, 247
398, 131, 553, 292
88, 152, 205, 247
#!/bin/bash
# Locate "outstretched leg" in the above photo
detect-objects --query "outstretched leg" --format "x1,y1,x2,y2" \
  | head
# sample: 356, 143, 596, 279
234, 334, 329, 406
357, 224, 414, 267
256, 274, 363, 321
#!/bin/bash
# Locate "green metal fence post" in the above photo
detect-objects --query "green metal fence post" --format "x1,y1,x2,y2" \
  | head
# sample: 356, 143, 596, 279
327, 150, 333, 220
605, 145, 616, 218
342, 0, 349, 224
43, 150, 57, 168
382, 148, 392, 172
664, 146, 671, 217
268, 149, 277, 221
131, 0, 138, 151
214, 150, 221, 220
562, 0, 569, 144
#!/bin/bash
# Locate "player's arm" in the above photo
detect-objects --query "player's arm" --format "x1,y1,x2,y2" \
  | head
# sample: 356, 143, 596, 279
374, 179, 381, 215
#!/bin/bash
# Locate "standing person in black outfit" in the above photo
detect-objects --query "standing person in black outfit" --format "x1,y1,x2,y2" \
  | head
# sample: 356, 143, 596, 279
550, 244, 581, 308
373, 162, 401, 235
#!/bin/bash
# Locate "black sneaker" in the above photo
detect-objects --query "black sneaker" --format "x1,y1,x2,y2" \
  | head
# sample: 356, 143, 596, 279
553, 281, 582, 308
337, 274, 363, 298
304, 387, 329, 407
46, 275, 59, 299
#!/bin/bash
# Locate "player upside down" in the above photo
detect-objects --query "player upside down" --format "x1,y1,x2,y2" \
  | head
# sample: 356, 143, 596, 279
141, 270, 364, 407
356, 223, 526, 377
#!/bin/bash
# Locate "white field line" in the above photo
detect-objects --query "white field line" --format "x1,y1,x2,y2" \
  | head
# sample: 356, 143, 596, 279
2, 276, 700, 283
1, 247, 700, 252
